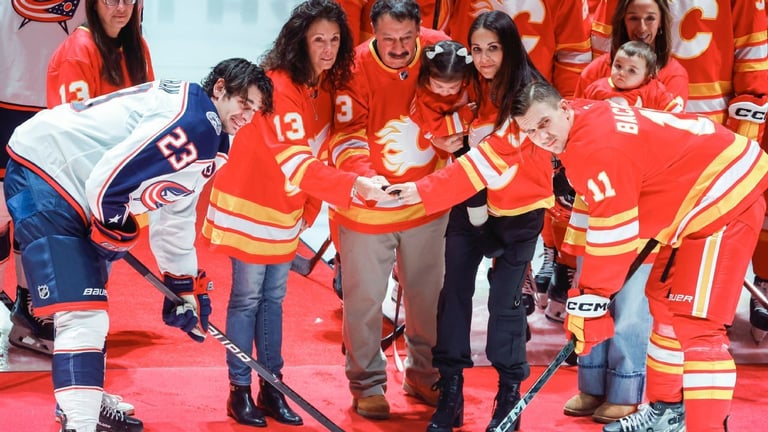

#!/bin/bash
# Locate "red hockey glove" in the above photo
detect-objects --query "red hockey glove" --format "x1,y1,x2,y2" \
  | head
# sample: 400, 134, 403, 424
89, 214, 139, 261
725, 95, 768, 141
564, 289, 613, 355
162, 270, 213, 343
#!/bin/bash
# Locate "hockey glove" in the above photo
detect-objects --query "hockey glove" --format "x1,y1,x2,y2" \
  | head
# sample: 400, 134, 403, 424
725, 95, 768, 141
564, 289, 613, 355
89, 214, 139, 261
162, 270, 213, 342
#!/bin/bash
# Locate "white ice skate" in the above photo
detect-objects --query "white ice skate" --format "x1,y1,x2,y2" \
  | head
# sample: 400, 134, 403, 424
602, 401, 685, 432
750, 277, 768, 344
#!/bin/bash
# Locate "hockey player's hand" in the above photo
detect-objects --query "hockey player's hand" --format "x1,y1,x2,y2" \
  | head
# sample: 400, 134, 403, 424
162, 270, 213, 342
89, 214, 139, 261
353, 176, 392, 202
564, 289, 613, 355
384, 182, 420, 205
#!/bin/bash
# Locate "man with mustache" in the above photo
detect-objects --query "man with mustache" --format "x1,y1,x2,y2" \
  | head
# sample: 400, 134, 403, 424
328, 0, 450, 421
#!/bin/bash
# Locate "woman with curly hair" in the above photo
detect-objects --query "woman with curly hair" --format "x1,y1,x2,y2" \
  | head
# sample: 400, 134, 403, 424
201, 0, 360, 428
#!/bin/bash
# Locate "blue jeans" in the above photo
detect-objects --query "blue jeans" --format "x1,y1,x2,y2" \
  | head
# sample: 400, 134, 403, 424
576, 260, 652, 405
225, 257, 291, 386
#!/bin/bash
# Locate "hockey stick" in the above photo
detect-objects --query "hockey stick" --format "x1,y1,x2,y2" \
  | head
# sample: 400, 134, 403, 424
123, 253, 345, 432
381, 323, 406, 351
744, 278, 768, 309
391, 282, 405, 371
291, 236, 333, 276
493, 239, 659, 432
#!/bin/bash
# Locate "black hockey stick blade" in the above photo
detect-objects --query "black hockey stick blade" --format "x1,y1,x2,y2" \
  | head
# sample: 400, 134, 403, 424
123, 253, 345, 432
493, 238, 659, 432
291, 236, 333, 276
493, 339, 576, 432
380, 323, 406, 351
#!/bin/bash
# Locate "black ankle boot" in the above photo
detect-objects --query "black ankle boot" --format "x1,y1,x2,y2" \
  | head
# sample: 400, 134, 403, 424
257, 378, 303, 425
426, 372, 464, 432
227, 384, 267, 427
485, 383, 521, 432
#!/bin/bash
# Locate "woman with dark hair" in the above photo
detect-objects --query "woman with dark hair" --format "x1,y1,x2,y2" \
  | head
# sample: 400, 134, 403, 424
562, 0, 689, 425
47, 0, 154, 106
201, 0, 368, 428
424, 10, 553, 432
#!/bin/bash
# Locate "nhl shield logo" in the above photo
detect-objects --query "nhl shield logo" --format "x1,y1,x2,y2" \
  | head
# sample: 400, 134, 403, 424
37, 284, 50, 300
12, 0, 82, 32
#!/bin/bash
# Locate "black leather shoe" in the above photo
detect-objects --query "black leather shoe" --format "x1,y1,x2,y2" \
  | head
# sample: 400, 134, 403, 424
227, 384, 267, 427
426, 372, 464, 432
486, 383, 521, 432
258, 378, 303, 425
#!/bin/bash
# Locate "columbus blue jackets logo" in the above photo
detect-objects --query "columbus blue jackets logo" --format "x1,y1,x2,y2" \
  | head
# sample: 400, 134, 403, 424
13, 0, 82, 32
140, 181, 194, 211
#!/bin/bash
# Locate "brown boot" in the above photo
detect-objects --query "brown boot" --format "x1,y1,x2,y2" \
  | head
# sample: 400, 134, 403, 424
592, 402, 638, 424
353, 395, 390, 420
563, 392, 605, 417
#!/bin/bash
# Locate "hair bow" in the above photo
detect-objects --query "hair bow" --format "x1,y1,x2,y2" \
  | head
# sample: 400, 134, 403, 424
425, 44, 445, 60
456, 47, 473, 64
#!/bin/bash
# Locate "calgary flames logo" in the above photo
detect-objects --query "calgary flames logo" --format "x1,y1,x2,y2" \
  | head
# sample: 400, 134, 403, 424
12, 0, 82, 32
377, 116, 435, 176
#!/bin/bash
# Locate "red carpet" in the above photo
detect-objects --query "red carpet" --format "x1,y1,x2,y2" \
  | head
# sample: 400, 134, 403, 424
1, 228, 767, 430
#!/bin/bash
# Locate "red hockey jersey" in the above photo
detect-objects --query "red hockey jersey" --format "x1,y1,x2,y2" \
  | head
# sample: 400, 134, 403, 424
582, 77, 684, 112
409, 80, 474, 145
202, 70, 353, 264
446, 0, 592, 97
559, 100, 768, 297
47, 26, 155, 107
329, 28, 451, 234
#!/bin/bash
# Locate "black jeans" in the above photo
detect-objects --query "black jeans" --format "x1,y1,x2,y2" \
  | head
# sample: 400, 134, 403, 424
432, 204, 543, 386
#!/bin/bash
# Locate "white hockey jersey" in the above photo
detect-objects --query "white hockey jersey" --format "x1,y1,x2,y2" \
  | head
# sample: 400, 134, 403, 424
8, 80, 230, 275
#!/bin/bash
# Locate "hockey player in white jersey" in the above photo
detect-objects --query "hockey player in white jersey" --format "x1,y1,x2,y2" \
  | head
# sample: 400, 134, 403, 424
3, 58, 273, 432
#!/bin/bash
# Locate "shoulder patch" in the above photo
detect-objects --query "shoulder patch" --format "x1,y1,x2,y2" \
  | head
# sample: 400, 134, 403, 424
206, 112, 222, 135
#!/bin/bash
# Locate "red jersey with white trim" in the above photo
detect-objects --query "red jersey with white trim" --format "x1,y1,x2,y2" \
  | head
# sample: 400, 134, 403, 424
575, 53, 689, 105
202, 70, 350, 264
559, 99, 768, 298
409, 80, 474, 144
47, 26, 155, 108
591, 0, 768, 126
582, 76, 684, 112
8, 80, 229, 276
446, 0, 592, 97
329, 28, 451, 234
415, 120, 553, 217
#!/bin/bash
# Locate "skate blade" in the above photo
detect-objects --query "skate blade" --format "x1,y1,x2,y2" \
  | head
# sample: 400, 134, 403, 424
751, 327, 767, 345
8, 324, 53, 356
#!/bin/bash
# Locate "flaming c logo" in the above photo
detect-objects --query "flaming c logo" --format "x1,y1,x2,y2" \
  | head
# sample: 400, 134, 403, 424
12, 0, 82, 32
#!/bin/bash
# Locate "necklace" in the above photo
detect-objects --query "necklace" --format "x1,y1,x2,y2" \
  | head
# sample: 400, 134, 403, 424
305, 84, 319, 121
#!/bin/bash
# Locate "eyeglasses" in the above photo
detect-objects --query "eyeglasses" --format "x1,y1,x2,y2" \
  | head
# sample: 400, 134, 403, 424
102, 0, 137, 7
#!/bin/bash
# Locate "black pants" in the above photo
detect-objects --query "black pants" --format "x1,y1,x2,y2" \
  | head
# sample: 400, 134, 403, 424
432, 205, 543, 386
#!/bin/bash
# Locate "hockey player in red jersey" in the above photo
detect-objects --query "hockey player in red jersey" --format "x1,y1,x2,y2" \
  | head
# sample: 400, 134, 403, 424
513, 81, 768, 432
5, 58, 274, 432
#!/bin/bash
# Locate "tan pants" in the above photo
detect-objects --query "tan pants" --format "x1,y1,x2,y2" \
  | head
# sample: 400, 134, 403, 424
339, 214, 448, 398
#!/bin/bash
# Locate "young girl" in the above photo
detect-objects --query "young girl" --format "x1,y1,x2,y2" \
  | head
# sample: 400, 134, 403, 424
582, 40, 684, 112
409, 40, 492, 231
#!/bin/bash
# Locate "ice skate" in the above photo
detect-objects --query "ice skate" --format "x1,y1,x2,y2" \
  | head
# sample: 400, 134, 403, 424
749, 277, 768, 344
57, 393, 136, 421
544, 263, 575, 323
8, 286, 54, 356
55, 395, 143, 432
534, 245, 555, 309
602, 401, 685, 432
521, 265, 537, 316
